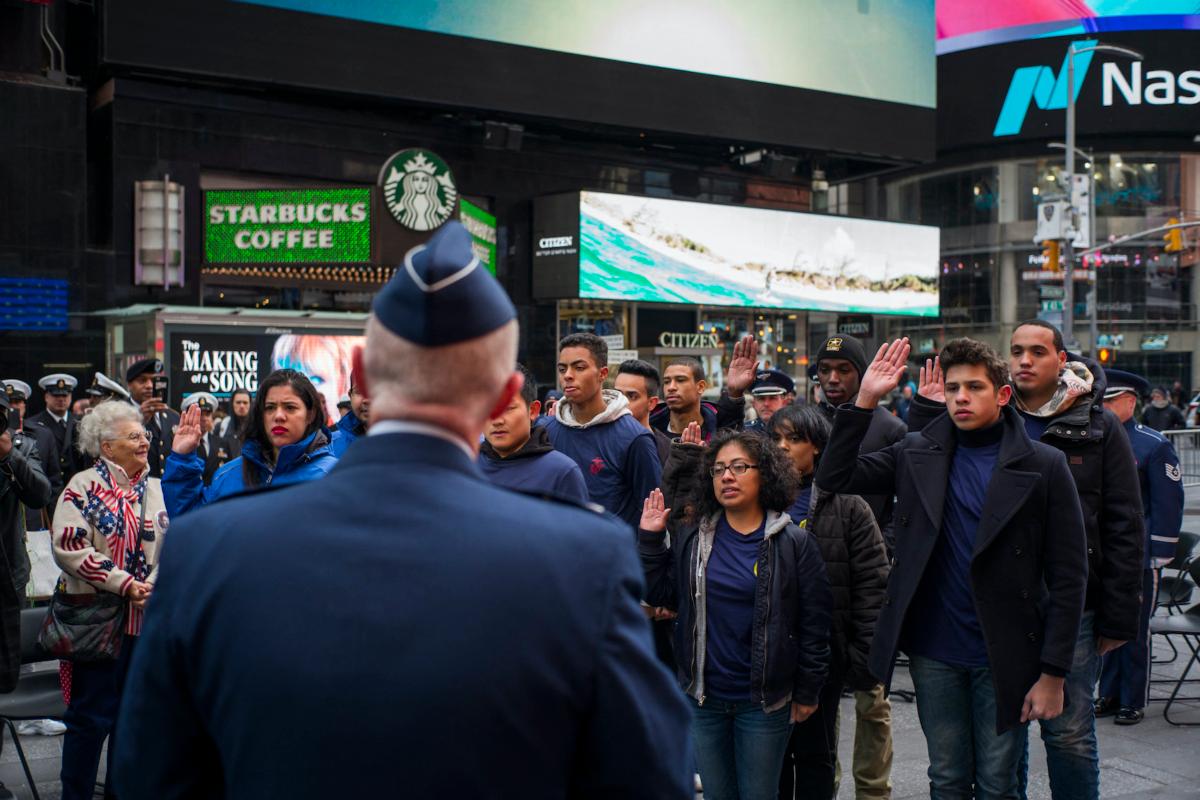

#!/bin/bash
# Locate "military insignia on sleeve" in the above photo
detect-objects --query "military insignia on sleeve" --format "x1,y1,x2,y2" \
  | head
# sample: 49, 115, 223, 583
1166, 463, 1182, 482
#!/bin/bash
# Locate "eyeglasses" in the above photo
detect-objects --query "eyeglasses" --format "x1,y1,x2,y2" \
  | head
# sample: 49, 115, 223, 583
709, 462, 759, 478
105, 431, 150, 443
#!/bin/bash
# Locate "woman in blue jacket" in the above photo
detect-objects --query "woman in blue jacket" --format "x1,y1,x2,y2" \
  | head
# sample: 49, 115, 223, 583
163, 370, 338, 517
640, 429, 832, 800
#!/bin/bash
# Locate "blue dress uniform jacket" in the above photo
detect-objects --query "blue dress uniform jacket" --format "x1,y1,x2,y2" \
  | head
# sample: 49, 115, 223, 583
329, 410, 366, 457
112, 429, 693, 800
1124, 419, 1184, 566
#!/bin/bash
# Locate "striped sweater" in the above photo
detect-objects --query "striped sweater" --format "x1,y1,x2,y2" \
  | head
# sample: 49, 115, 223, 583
50, 459, 168, 636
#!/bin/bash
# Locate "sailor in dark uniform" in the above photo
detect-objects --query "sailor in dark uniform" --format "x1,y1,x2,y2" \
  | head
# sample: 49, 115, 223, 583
25, 373, 84, 485
1096, 368, 1185, 725
113, 221, 692, 799
124, 358, 178, 479
3, 380, 62, 500
86, 372, 132, 408
180, 392, 234, 485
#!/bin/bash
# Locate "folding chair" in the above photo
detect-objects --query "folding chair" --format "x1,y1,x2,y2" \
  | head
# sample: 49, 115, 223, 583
1149, 562, 1200, 726
0, 608, 68, 800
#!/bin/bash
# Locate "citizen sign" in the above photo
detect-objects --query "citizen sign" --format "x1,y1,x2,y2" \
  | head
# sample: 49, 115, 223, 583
658, 332, 720, 349
539, 236, 573, 249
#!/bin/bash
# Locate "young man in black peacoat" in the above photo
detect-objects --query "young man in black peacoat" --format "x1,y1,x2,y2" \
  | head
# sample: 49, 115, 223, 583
816, 337, 1088, 798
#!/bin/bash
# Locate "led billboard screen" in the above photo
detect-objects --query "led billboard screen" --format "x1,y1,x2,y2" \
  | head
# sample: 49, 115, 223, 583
204, 188, 372, 264
535, 193, 940, 317
241, 0, 935, 109
938, 1, 1200, 53
103, 1, 937, 164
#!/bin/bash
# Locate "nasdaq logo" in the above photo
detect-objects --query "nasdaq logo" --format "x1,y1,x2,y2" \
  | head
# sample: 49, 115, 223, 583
993, 40, 1098, 137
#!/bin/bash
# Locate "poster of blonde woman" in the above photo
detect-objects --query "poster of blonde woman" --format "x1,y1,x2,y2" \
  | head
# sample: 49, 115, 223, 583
272, 334, 364, 424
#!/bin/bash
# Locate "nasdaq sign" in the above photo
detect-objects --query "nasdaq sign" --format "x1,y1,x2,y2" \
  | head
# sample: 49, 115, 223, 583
994, 40, 1098, 137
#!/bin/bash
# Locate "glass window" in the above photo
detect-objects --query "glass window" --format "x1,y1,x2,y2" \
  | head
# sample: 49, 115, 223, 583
939, 257, 993, 324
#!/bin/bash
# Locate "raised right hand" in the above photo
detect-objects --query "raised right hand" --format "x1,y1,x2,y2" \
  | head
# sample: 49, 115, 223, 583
171, 405, 203, 455
680, 420, 705, 447
856, 338, 911, 409
918, 356, 945, 404
639, 488, 671, 533
724, 335, 759, 399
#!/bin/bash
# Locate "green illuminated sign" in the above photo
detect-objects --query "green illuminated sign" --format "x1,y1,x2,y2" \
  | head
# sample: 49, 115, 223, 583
204, 188, 372, 264
459, 199, 497, 275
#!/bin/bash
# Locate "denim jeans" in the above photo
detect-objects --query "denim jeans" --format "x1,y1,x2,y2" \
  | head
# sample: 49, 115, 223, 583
909, 655, 1025, 800
1018, 611, 1099, 800
61, 634, 138, 800
691, 697, 793, 800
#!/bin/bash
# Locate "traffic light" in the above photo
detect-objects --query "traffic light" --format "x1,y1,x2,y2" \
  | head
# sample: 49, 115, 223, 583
1098, 347, 1113, 365
1164, 218, 1183, 253
1041, 239, 1060, 272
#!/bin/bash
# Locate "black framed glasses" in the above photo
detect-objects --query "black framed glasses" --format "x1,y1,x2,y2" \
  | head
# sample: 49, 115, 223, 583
709, 462, 759, 478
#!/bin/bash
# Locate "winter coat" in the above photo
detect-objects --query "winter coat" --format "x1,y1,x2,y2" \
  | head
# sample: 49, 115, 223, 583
162, 428, 337, 518
1142, 403, 1185, 432
0, 436, 50, 691
330, 411, 366, 458
478, 425, 589, 504
908, 356, 1145, 641
816, 403, 1088, 733
542, 389, 661, 530
639, 510, 832, 710
804, 485, 890, 690
51, 459, 167, 636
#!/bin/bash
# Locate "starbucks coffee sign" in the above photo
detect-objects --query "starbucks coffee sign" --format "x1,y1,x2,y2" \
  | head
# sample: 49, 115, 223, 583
379, 149, 458, 232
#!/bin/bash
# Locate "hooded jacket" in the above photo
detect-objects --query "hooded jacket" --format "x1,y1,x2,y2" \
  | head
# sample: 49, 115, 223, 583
639, 510, 832, 710
478, 425, 589, 504
908, 354, 1145, 640
542, 389, 661, 529
330, 411, 367, 458
162, 428, 338, 518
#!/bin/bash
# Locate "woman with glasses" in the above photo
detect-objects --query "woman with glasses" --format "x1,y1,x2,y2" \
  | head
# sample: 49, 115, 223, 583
640, 428, 832, 800
162, 369, 338, 518
51, 399, 169, 800
768, 404, 889, 800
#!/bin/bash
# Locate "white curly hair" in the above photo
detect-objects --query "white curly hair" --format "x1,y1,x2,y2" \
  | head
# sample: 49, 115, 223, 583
76, 399, 143, 458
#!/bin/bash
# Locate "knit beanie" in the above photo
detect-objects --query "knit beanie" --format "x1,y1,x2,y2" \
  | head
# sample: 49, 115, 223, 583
814, 334, 868, 379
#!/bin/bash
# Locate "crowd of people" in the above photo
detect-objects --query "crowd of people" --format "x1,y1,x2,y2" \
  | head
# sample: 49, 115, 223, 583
0, 220, 1187, 799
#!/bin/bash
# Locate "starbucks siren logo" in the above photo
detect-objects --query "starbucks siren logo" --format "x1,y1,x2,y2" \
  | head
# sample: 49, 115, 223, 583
379, 149, 458, 232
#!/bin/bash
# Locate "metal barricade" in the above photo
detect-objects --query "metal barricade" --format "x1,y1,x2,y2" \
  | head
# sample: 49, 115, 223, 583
1163, 429, 1200, 488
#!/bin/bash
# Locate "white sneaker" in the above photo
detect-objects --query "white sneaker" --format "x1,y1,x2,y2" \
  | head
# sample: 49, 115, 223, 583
15, 719, 65, 736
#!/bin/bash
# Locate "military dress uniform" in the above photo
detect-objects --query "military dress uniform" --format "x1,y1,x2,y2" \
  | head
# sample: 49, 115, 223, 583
113, 221, 693, 800
4, 380, 62, 501
25, 373, 84, 486
124, 359, 178, 480
1098, 369, 1184, 723
181, 393, 235, 485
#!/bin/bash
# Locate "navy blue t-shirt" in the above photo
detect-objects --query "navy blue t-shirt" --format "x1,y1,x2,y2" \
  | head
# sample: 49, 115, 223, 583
704, 514, 765, 701
903, 423, 1002, 669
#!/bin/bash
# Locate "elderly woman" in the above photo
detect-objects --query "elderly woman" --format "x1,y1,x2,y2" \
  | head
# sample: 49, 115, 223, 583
162, 369, 338, 518
51, 399, 167, 800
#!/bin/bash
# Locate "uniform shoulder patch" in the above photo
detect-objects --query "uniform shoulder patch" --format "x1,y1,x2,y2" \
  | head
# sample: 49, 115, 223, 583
1166, 463, 1182, 482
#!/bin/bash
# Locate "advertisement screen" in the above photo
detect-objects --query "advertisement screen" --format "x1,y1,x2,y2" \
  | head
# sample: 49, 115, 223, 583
103, 1, 936, 164
169, 328, 364, 423
552, 192, 939, 317
938, 1, 1200, 53
240, 0, 935, 109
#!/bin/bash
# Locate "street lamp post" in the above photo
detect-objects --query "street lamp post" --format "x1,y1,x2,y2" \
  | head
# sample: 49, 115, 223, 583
1062, 41, 1143, 350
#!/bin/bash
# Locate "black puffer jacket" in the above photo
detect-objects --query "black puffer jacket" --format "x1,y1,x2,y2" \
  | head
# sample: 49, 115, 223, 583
640, 511, 832, 710
800, 485, 890, 690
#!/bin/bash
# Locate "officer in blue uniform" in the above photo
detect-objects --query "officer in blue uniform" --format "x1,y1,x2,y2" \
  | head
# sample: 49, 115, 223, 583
113, 222, 692, 799
1096, 368, 1184, 725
